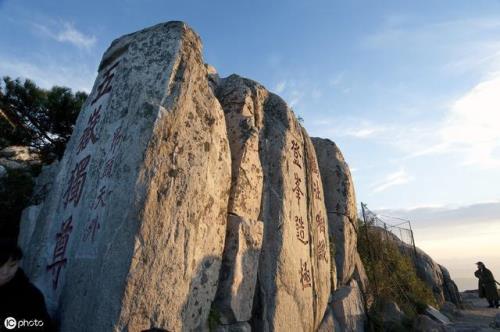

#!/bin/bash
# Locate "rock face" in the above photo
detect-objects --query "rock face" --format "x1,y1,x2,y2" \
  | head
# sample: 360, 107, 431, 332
331, 279, 366, 332
312, 138, 369, 329
439, 265, 462, 306
317, 306, 340, 332
396, 239, 461, 306
412, 314, 446, 332
214, 75, 332, 331
18, 21, 373, 332
18, 160, 60, 250
312, 138, 357, 288
213, 215, 263, 324
20, 22, 231, 331
415, 247, 447, 304
0, 146, 42, 172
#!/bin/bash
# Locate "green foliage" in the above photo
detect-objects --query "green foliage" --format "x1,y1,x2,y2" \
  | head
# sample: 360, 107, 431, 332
207, 306, 221, 331
0, 168, 35, 239
358, 225, 437, 322
0, 76, 87, 160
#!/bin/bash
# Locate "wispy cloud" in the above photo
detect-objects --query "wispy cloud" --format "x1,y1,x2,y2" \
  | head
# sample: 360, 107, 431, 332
329, 72, 344, 86
271, 78, 305, 108
33, 21, 96, 50
362, 15, 500, 76
274, 80, 287, 94
371, 168, 414, 193
0, 55, 95, 92
321, 119, 387, 139
344, 126, 385, 139
408, 73, 500, 168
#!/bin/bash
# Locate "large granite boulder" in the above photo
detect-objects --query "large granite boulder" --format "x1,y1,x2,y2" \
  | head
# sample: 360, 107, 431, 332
312, 138, 358, 287
214, 75, 332, 331
19, 21, 231, 331
317, 306, 340, 332
212, 74, 266, 326
0, 146, 42, 172
396, 240, 459, 306
382, 227, 461, 307
439, 265, 462, 306
18, 160, 60, 250
412, 314, 446, 332
213, 215, 263, 324
414, 247, 446, 304
331, 279, 366, 332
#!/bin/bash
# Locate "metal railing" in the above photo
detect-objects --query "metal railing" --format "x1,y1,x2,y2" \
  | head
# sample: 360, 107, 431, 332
361, 202, 417, 261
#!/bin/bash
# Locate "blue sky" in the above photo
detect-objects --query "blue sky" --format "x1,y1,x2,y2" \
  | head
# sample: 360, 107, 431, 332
2, 0, 500, 287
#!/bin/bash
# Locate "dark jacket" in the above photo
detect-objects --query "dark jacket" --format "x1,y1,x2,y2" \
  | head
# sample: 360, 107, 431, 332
475, 267, 499, 301
0, 269, 53, 331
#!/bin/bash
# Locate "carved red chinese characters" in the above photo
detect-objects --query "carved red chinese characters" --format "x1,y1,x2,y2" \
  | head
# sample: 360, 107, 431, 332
316, 240, 328, 262
315, 214, 326, 235
292, 172, 304, 204
291, 139, 302, 169
295, 216, 309, 245
46, 216, 73, 290
77, 106, 101, 153
299, 259, 312, 290
83, 217, 100, 243
63, 155, 91, 209
91, 61, 119, 106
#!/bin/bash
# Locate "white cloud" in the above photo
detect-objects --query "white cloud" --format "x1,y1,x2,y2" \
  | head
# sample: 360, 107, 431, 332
371, 168, 414, 193
274, 80, 287, 94
362, 15, 500, 78
0, 55, 95, 92
34, 21, 96, 50
441, 75, 500, 168
345, 126, 383, 139
336, 121, 386, 139
408, 74, 500, 168
329, 72, 344, 86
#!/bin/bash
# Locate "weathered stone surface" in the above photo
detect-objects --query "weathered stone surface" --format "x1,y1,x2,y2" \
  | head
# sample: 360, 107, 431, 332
20, 21, 231, 331
353, 252, 368, 295
318, 306, 340, 332
494, 313, 500, 328
216, 75, 331, 331
213, 215, 263, 324
413, 314, 446, 332
388, 229, 461, 306
217, 75, 265, 221
426, 305, 451, 325
415, 248, 447, 304
312, 137, 358, 287
440, 301, 461, 319
0, 165, 6, 178
30, 160, 60, 204
398, 240, 459, 306
381, 301, 405, 324
18, 204, 42, 251
439, 265, 462, 306
331, 279, 366, 332
255, 96, 331, 332
215, 321, 252, 332
310, 138, 356, 221
0, 145, 41, 171
0, 145, 41, 162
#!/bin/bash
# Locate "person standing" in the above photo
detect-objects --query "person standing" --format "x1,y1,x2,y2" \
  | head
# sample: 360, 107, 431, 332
474, 261, 500, 308
0, 240, 54, 331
